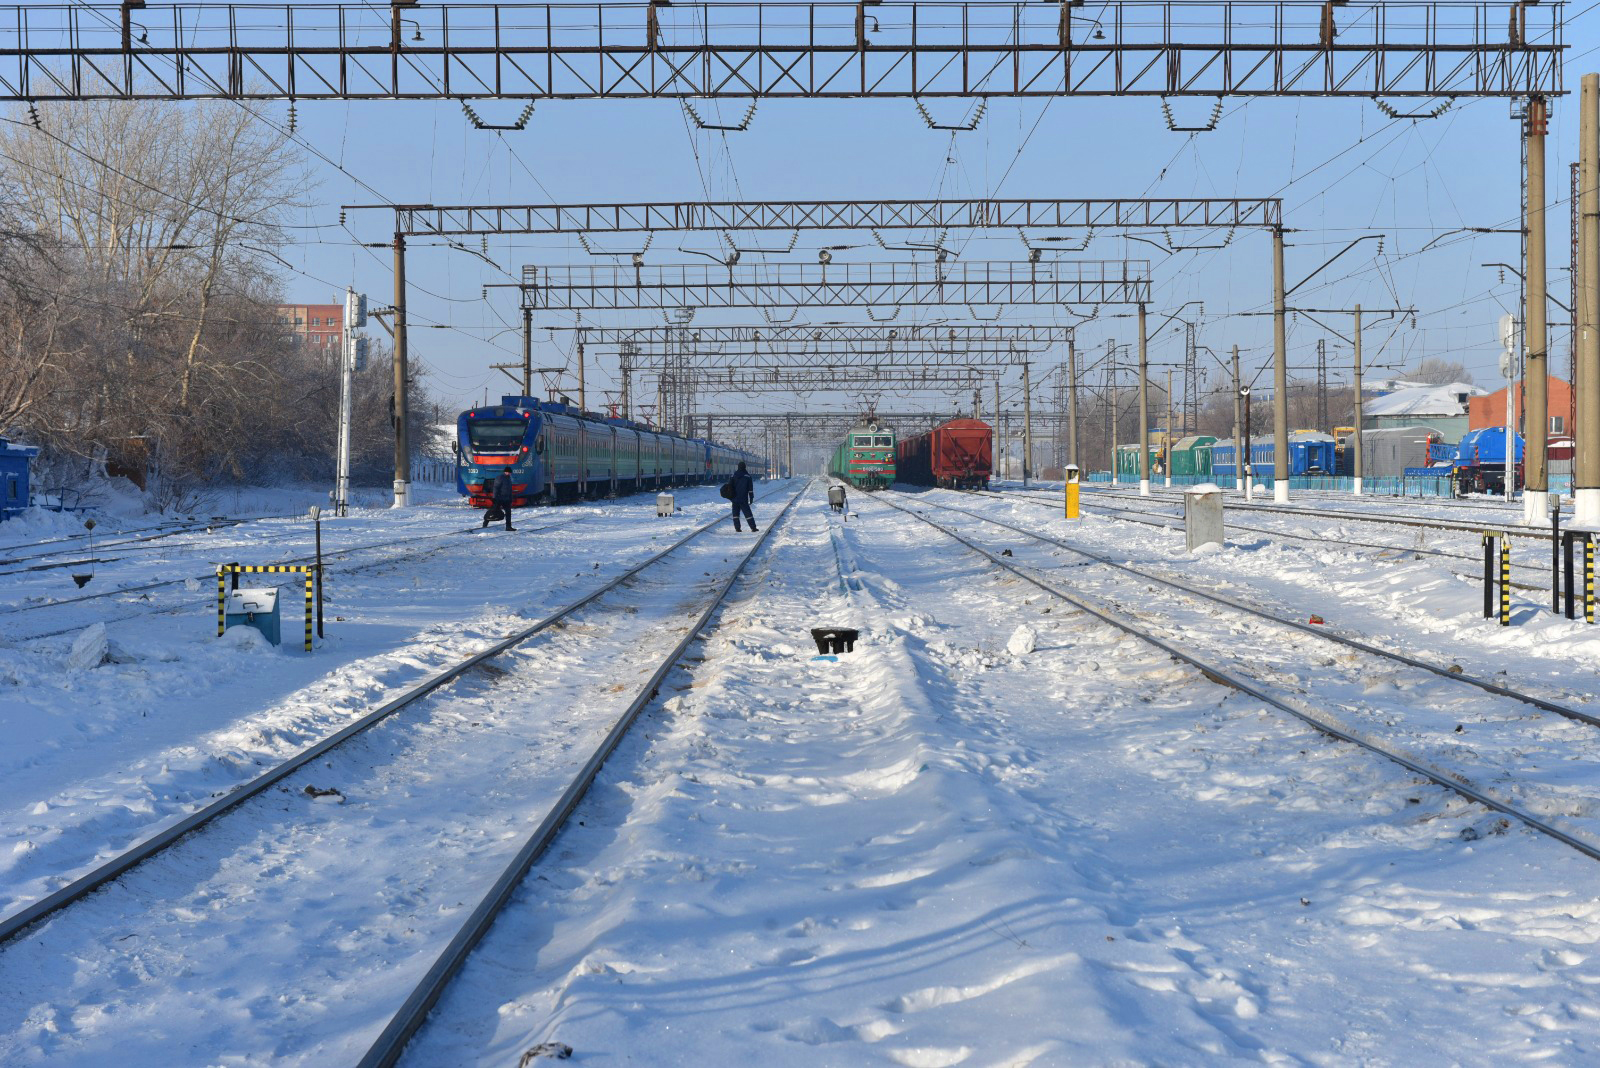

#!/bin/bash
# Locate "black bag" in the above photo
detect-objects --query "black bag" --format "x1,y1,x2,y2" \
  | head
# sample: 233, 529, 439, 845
719, 480, 735, 500
484, 505, 505, 522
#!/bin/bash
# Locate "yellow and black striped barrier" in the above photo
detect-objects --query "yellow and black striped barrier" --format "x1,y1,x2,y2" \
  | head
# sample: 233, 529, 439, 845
1482, 532, 1510, 627
216, 563, 318, 652
1557, 530, 1597, 624
1587, 536, 1595, 626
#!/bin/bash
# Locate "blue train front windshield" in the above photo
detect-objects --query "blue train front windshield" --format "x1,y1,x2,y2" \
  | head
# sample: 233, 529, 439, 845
466, 420, 528, 452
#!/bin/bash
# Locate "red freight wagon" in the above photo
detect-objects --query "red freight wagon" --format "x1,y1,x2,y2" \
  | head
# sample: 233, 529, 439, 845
896, 418, 993, 489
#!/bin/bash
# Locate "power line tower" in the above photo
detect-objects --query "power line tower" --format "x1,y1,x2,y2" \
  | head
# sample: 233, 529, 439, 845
1316, 338, 1330, 433
1184, 322, 1199, 434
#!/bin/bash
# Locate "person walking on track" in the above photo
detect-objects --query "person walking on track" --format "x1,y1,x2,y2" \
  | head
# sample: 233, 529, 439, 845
484, 470, 516, 531
729, 461, 757, 532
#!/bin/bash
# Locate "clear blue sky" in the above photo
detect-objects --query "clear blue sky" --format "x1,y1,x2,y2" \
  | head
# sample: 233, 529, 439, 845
267, 6, 1600, 429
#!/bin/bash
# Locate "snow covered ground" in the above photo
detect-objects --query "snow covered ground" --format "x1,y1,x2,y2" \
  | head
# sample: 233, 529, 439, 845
4, 478, 1600, 1064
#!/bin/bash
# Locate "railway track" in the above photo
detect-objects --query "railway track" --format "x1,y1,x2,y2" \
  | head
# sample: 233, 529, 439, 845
972, 489, 1554, 593
0, 484, 805, 1067
1065, 484, 1557, 541
870, 492, 1600, 866
0, 509, 609, 643
0, 512, 295, 569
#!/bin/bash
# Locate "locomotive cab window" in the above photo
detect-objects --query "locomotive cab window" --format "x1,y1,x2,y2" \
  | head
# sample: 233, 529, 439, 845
467, 420, 525, 452
874, 436, 892, 446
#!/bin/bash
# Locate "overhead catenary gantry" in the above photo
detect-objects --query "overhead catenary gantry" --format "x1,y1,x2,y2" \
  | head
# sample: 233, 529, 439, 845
0, 2, 1561, 101
547, 324, 1077, 344
365, 198, 1282, 236
524, 260, 1151, 310
7, 5, 1558, 514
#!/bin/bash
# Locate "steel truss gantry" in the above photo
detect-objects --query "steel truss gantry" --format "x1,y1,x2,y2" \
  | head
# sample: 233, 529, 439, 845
371, 198, 1281, 236
618, 345, 1049, 367
640, 365, 1001, 393
527, 260, 1150, 310
553, 324, 1076, 344
0, 2, 1562, 102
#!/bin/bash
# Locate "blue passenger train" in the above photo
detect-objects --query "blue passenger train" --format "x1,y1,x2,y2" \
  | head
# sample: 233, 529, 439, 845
456, 396, 766, 508
1208, 432, 1338, 482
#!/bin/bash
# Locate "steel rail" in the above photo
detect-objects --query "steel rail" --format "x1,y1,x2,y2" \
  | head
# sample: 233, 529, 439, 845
355, 484, 807, 1068
0, 519, 504, 622
870, 492, 1600, 864
0, 487, 793, 948
898, 493, 1600, 728
1070, 485, 1561, 542
978, 489, 1554, 590
0, 512, 295, 567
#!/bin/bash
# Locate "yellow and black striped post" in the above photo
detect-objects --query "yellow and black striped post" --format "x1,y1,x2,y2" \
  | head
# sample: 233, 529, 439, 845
1482, 533, 1495, 619
1586, 535, 1595, 625
1499, 534, 1511, 627
215, 564, 318, 652
215, 567, 227, 637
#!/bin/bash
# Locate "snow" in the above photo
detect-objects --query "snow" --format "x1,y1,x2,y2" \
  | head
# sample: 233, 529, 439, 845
1363, 380, 1485, 417
2, 476, 1600, 1065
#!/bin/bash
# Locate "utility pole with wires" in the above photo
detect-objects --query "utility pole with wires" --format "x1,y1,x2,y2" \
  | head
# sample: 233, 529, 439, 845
1107, 340, 1118, 484
1165, 367, 1174, 488
1067, 333, 1079, 471
1316, 337, 1330, 433
1022, 361, 1033, 488
1231, 345, 1244, 493
1524, 93, 1551, 525
1184, 321, 1199, 434
1138, 302, 1150, 496
1577, 74, 1600, 528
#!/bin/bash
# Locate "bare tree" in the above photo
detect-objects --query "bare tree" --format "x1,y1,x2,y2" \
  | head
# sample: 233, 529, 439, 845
1410, 357, 1475, 385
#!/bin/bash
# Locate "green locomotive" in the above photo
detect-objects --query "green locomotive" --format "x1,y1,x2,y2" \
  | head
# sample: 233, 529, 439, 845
829, 421, 897, 490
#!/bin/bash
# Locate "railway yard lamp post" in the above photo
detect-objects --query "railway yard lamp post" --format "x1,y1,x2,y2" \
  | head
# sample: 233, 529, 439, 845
1240, 385, 1254, 501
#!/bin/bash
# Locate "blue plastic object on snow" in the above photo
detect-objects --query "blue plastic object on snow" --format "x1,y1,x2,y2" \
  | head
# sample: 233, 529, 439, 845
225, 588, 282, 646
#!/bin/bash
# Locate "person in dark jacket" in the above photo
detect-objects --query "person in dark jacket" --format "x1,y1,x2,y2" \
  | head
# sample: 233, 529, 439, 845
484, 470, 515, 530
729, 461, 757, 532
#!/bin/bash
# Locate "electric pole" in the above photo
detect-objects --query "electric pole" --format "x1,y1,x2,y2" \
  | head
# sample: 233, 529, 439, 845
1578, 74, 1600, 527
1272, 226, 1290, 503
1165, 367, 1173, 488
1138, 302, 1150, 496
1022, 361, 1033, 488
1231, 345, 1244, 493
1067, 333, 1079, 470
1353, 306, 1365, 495
1525, 94, 1551, 523
391, 230, 411, 507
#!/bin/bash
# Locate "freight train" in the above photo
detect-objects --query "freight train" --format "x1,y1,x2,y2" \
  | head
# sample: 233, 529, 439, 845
455, 396, 765, 508
829, 421, 896, 490
896, 418, 992, 489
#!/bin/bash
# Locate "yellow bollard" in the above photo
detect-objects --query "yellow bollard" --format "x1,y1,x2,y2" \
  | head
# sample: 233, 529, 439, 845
1064, 464, 1081, 520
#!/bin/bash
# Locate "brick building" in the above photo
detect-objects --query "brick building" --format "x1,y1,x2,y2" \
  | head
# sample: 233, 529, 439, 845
1467, 375, 1573, 434
276, 303, 343, 356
